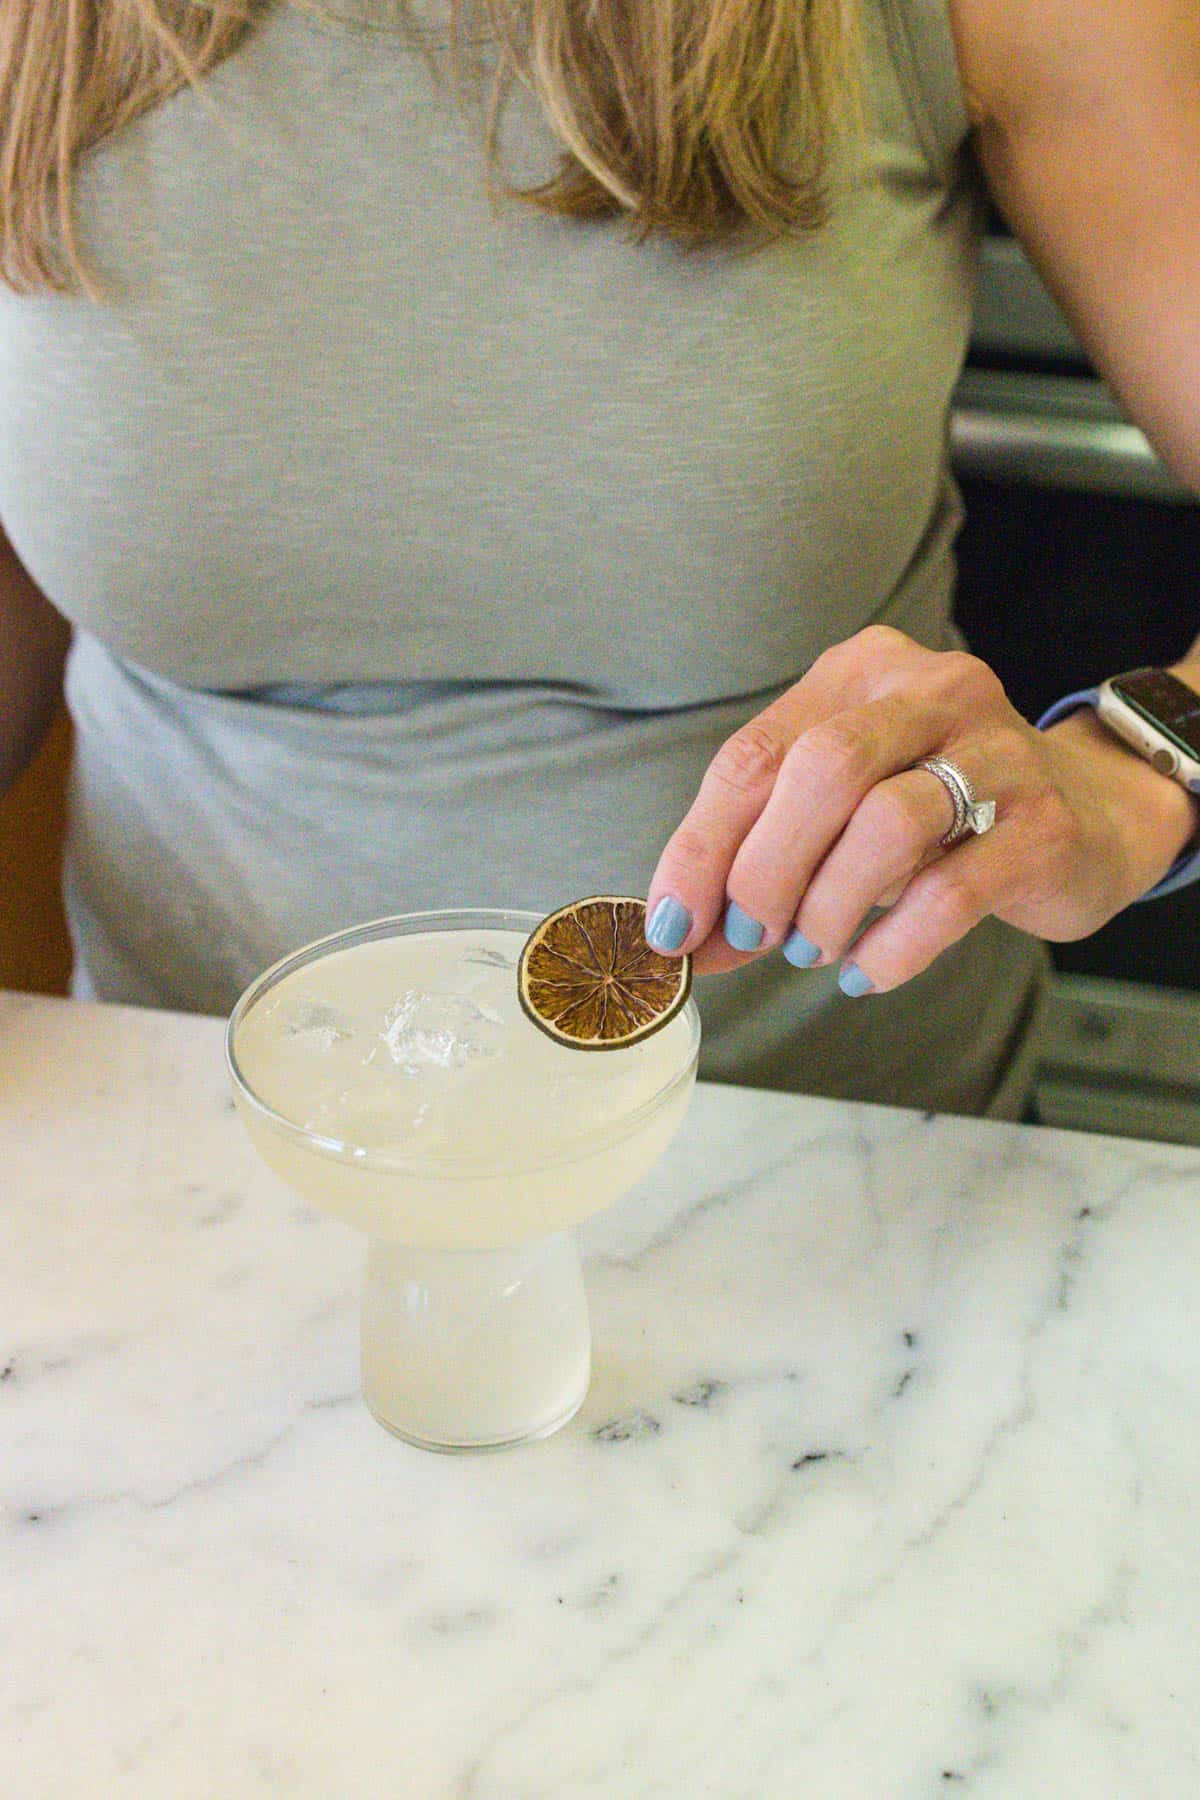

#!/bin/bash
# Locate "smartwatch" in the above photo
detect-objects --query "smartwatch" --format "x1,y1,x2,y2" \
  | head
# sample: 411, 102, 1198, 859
1038, 667, 1200, 901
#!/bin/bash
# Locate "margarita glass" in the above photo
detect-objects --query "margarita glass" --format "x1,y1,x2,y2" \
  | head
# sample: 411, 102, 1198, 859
225, 909, 700, 1451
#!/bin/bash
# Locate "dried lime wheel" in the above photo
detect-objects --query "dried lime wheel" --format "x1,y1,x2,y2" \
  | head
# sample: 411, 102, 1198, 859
517, 896, 693, 1050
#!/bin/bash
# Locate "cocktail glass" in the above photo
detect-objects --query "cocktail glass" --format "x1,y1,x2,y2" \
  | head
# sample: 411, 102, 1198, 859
225, 908, 700, 1452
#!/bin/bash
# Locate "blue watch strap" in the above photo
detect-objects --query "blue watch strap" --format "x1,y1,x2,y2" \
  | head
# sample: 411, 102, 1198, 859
1035, 687, 1101, 729
1036, 685, 1200, 902
1140, 840, 1200, 900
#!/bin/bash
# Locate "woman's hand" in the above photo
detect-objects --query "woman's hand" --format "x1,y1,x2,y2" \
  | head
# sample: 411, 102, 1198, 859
644, 626, 1200, 993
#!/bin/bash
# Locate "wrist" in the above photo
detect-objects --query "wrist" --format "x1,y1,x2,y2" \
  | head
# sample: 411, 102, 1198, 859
1041, 702, 1200, 896
1165, 658, 1200, 847
1167, 656, 1200, 695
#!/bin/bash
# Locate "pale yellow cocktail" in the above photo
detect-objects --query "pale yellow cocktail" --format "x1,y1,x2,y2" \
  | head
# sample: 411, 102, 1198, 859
227, 910, 699, 1449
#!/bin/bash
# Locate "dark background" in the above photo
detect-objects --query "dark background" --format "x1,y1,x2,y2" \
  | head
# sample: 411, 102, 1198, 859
953, 478, 1200, 991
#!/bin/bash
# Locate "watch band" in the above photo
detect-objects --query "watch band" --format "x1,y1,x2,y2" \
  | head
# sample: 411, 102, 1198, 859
1036, 687, 1200, 901
1036, 687, 1101, 729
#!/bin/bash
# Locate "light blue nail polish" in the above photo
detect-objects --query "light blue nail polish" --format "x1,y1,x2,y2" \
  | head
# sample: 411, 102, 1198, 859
646, 895, 691, 953
724, 901, 764, 952
838, 960, 874, 998
783, 930, 821, 969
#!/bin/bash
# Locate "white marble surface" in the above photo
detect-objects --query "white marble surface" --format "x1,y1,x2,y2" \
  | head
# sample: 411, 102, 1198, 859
4, 989, 1200, 1798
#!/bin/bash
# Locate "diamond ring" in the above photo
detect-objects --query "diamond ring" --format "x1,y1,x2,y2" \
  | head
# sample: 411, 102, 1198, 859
911, 756, 997, 848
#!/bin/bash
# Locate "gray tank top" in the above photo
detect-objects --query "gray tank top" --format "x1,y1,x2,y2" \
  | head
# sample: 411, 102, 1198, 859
0, 0, 1048, 1116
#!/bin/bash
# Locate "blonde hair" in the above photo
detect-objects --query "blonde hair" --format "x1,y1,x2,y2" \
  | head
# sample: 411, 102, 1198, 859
1, 0, 859, 296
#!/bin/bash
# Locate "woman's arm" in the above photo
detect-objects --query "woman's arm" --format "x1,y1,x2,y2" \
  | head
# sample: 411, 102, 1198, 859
0, 524, 71, 799
641, 1, 1200, 989
950, 0, 1200, 491
950, 0, 1200, 914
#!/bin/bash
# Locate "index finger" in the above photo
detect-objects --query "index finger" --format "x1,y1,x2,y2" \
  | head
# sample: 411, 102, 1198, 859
645, 671, 854, 958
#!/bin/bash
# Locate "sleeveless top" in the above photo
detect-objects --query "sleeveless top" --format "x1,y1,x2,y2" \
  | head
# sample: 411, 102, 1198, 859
0, 0, 1048, 1116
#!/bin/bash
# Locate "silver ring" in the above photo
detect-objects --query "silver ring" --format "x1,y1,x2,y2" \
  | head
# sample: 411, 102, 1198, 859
912, 756, 997, 847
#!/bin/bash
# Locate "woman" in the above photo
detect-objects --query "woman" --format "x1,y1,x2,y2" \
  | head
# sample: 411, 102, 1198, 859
0, 0, 1197, 1117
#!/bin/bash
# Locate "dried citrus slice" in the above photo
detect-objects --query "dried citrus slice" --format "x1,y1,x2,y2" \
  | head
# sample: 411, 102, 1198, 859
518, 895, 693, 1050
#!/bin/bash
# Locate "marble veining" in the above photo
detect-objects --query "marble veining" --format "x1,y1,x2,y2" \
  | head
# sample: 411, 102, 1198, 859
3, 991, 1200, 1797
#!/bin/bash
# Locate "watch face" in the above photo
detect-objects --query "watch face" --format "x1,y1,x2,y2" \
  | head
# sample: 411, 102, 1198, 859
1109, 668, 1200, 759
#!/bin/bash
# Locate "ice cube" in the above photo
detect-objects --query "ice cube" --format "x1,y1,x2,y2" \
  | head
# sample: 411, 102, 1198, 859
370, 990, 504, 1076
282, 1000, 356, 1052
303, 1088, 439, 1152
462, 947, 515, 971
452, 944, 518, 1005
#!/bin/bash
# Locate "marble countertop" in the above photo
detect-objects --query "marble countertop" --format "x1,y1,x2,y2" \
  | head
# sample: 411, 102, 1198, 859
4, 990, 1200, 1798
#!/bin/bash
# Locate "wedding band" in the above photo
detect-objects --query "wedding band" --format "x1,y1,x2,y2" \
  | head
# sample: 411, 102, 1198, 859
912, 756, 997, 847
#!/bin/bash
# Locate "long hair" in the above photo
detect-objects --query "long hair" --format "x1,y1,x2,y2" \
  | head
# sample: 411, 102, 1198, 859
0, 0, 859, 295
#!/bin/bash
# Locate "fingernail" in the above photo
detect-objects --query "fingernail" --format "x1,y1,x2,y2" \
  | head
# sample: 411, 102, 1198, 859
783, 930, 821, 969
724, 901, 764, 952
646, 895, 691, 953
838, 960, 874, 998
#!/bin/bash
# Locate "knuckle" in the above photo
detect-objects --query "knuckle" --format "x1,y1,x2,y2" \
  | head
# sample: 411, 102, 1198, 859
726, 844, 784, 910
666, 823, 718, 875
807, 643, 852, 690
793, 716, 877, 789
710, 720, 788, 794
811, 624, 911, 680
936, 649, 1007, 707
921, 863, 982, 934
863, 783, 928, 852
856, 623, 913, 661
